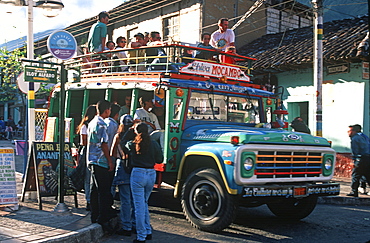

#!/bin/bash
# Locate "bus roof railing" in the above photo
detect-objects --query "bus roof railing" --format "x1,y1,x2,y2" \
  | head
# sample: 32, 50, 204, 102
65, 44, 256, 80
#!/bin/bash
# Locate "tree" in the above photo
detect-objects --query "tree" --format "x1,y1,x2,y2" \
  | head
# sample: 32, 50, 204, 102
0, 48, 25, 102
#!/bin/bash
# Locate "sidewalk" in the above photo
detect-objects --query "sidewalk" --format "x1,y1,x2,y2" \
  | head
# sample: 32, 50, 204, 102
0, 139, 369, 243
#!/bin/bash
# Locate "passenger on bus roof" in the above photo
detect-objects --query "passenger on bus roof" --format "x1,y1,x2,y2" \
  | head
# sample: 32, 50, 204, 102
195, 33, 215, 60
88, 11, 109, 53
210, 18, 235, 51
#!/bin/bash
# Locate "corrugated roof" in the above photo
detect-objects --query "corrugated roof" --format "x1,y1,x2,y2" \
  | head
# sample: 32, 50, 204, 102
239, 15, 369, 74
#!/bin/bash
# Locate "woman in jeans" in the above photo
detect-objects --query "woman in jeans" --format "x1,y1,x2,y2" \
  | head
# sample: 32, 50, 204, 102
126, 122, 163, 243
76, 104, 97, 210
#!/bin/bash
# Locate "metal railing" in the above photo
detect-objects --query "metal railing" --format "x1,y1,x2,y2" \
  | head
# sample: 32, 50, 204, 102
65, 44, 255, 78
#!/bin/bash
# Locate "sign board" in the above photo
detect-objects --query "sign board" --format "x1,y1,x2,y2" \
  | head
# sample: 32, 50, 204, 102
47, 30, 77, 60
327, 64, 349, 75
180, 60, 250, 82
17, 72, 41, 94
363, 62, 369, 79
24, 66, 57, 83
0, 148, 18, 209
21, 142, 77, 209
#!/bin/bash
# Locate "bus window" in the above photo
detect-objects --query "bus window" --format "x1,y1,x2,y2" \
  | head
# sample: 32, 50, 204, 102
187, 91, 260, 124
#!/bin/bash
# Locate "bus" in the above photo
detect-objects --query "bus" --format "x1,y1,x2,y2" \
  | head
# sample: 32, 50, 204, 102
46, 44, 340, 232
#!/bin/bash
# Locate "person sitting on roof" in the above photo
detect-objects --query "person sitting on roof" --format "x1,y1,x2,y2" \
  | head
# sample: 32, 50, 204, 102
221, 46, 237, 64
127, 33, 147, 71
146, 31, 167, 66
195, 33, 215, 60
114, 36, 128, 71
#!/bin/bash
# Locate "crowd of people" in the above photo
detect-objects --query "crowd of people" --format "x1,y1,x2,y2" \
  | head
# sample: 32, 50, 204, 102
83, 12, 239, 73
76, 97, 163, 243
0, 116, 23, 140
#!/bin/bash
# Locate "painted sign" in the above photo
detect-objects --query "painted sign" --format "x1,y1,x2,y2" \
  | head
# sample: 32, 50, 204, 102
180, 61, 250, 82
22, 142, 77, 209
47, 30, 77, 60
327, 63, 349, 75
0, 148, 18, 206
363, 62, 369, 79
24, 66, 57, 83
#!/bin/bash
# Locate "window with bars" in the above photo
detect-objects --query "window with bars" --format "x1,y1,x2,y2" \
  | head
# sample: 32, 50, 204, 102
163, 15, 179, 42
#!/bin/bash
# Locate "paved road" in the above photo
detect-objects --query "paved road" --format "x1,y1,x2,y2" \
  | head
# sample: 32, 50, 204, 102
102, 187, 370, 243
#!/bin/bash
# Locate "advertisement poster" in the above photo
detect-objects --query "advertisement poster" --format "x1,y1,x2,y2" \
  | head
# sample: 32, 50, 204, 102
22, 142, 77, 209
0, 148, 18, 207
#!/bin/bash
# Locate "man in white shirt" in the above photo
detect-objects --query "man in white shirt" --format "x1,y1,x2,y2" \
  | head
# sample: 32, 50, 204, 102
134, 96, 163, 150
210, 18, 235, 51
114, 36, 128, 71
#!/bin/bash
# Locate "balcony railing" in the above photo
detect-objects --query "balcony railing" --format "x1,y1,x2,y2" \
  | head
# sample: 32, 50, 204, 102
65, 44, 256, 78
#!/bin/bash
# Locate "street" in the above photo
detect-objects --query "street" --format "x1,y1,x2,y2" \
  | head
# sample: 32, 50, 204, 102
102, 187, 370, 243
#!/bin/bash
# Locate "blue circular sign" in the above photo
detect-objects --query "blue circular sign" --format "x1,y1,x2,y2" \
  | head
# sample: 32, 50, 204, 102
47, 30, 77, 60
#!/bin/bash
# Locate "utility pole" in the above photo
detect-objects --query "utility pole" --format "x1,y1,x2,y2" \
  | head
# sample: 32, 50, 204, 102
312, 0, 323, 137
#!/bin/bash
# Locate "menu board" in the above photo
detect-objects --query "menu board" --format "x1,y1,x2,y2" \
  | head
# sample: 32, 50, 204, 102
0, 148, 18, 207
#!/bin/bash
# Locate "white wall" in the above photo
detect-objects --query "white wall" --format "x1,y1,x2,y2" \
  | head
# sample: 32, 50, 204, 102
278, 65, 367, 153
112, 4, 201, 45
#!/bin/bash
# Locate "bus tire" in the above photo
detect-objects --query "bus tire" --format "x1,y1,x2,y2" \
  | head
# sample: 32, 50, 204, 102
181, 168, 236, 232
267, 195, 318, 220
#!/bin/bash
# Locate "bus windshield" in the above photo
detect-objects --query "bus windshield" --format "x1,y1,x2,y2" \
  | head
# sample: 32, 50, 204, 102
187, 91, 260, 124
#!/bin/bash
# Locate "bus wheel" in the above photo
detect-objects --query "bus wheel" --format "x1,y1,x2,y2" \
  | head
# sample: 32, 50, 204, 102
181, 168, 236, 232
267, 195, 318, 220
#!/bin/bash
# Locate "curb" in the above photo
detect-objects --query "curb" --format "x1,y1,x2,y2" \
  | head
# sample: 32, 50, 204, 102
33, 223, 103, 243
318, 196, 370, 206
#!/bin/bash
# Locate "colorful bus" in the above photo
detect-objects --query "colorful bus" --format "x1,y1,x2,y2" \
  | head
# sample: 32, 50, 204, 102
46, 44, 340, 232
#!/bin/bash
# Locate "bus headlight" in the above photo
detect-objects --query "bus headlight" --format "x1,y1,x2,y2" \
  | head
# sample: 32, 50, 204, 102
324, 158, 332, 170
322, 154, 334, 176
243, 157, 254, 171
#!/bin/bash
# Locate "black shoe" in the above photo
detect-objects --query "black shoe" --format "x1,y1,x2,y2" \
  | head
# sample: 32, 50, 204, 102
133, 240, 145, 243
347, 192, 359, 197
146, 234, 152, 240
116, 228, 132, 236
100, 221, 117, 235
86, 203, 91, 211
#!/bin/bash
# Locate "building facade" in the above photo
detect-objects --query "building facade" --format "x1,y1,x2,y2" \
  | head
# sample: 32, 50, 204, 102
32, 0, 312, 56
239, 15, 369, 153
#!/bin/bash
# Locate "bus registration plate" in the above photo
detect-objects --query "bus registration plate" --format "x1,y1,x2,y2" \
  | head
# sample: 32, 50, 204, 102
293, 187, 307, 197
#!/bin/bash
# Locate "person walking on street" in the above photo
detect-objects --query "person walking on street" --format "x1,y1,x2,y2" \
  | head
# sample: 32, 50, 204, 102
347, 124, 370, 197
126, 122, 163, 243
87, 100, 117, 233
350, 124, 370, 195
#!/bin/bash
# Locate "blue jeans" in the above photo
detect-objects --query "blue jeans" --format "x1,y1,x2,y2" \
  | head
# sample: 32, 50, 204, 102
80, 147, 90, 203
113, 158, 135, 230
131, 167, 156, 241
118, 183, 135, 230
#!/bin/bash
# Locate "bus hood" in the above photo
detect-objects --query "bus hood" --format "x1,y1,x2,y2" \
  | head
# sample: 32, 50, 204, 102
182, 124, 331, 146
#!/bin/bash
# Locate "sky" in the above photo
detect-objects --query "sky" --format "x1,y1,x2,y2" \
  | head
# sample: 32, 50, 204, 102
0, 0, 125, 45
